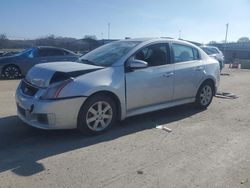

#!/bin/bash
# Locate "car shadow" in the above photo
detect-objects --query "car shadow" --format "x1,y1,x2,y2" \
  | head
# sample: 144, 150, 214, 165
0, 104, 203, 176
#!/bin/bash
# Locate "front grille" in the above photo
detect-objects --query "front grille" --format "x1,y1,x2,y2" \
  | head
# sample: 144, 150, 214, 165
37, 114, 48, 125
20, 80, 39, 96
17, 104, 49, 125
17, 104, 25, 117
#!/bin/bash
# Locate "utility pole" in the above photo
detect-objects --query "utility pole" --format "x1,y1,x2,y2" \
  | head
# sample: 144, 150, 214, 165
224, 23, 229, 52
178, 30, 182, 39
108, 22, 110, 40
225, 23, 229, 44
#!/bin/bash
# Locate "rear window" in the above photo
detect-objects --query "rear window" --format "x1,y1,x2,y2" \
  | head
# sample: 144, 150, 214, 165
38, 48, 67, 57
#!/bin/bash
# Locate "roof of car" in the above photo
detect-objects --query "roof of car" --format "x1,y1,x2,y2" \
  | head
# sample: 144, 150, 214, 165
120, 38, 200, 48
121, 37, 174, 42
201, 46, 218, 49
37, 46, 68, 50
35, 46, 76, 54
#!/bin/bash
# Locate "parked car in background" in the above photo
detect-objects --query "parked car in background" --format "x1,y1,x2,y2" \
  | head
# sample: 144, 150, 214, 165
0, 52, 5, 57
0, 51, 20, 57
201, 46, 224, 71
16, 38, 220, 135
0, 46, 79, 79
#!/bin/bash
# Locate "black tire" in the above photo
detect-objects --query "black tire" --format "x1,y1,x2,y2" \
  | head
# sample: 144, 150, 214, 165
77, 94, 117, 135
2, 65, 21, 79
195, 81, 214, 109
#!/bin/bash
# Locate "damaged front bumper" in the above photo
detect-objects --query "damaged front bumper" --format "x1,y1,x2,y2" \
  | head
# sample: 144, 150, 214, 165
16, 87, 86, 130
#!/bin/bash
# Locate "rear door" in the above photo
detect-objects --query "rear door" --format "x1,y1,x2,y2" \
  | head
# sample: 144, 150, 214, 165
171, 43, 205, 100
125, 43, 174, 111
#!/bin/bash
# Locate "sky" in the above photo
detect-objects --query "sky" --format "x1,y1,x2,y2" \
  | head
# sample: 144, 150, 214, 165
1, 0, 250, 43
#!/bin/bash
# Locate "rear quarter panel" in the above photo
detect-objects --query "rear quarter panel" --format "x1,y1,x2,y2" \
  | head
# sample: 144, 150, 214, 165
203, 58, 220, 91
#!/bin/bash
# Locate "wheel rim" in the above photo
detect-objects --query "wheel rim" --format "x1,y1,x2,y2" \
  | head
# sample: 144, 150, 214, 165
4, 66, 19, 78
200, 85, 213, 106
86, 101, 113, 131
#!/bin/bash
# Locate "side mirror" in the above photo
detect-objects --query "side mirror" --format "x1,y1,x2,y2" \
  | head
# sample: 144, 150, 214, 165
129, 59, 148, 69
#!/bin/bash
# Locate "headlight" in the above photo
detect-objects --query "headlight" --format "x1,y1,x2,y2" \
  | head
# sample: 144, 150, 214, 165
40, 78, 73, 100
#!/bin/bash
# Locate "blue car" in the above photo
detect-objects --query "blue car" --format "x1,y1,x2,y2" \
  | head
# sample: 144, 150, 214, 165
0, 46, 79, 79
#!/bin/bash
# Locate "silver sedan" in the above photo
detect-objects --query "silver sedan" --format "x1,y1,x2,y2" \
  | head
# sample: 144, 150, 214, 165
15, 38, 220, 135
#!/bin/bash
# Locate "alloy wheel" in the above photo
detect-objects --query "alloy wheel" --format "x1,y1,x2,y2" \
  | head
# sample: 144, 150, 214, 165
200, 85, 213, 106
86, 101, 113, 132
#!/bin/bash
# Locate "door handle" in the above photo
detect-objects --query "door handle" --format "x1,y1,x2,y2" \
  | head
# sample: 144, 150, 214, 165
163, 72, 174, 77
195, 66, 204, 71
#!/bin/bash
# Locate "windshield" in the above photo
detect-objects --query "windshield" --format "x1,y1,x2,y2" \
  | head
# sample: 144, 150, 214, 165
78, 41, 140, 66
16, 48, 36, 57
201, 47, 219, 55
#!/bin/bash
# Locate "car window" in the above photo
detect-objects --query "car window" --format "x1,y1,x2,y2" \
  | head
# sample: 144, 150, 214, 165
37, 49, 51, 57
48, 49, 65, 56
172, 43, 200, 63
134, 43, 170, 66
201, 47, 219, 55
16, 48, 36, 58
193, 48, 200, 60
37, 48, 66, 57
62, 50, 70, 55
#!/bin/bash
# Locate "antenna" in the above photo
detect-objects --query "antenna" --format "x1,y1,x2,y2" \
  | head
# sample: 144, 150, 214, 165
178, 30, 182, 39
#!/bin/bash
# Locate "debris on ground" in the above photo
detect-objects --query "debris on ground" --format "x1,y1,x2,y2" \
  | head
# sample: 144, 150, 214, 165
215, 92, 239, 99
137, 170, 144, 175
241, 178, 248, 184
221, 73, 230, 76
156, 125, 172, 133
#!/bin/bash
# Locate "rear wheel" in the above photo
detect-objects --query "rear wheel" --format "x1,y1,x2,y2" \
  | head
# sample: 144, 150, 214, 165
195, 81, 214, 109
2, 65, 21, 79
77, 95, 117, 135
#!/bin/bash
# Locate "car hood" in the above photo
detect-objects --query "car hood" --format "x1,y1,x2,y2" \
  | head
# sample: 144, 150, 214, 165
0, 55, 18, 63
25, 61, 103, 88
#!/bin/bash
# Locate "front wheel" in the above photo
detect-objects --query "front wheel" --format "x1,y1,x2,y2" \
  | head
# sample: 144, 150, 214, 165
195, 82, 214, 109
77, 95, 117, 135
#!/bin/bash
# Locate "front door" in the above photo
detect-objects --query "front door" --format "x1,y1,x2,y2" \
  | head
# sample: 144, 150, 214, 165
126, 43, 174, 111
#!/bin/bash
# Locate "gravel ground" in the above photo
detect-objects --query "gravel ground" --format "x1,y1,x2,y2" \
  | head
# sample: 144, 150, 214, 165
0, 66, 250, 188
